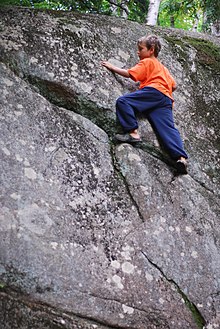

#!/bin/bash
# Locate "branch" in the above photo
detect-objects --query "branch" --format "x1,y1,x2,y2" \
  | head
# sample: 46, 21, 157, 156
107, 0, 130, 15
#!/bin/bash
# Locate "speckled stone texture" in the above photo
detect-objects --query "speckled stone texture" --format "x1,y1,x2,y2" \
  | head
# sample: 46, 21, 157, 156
0, 6, 219, 329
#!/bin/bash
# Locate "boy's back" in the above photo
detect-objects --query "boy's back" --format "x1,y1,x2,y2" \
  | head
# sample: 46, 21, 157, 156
128, 57, 176, 100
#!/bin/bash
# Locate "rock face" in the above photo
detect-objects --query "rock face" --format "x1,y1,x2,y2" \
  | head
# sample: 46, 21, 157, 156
0, 6, 220, 329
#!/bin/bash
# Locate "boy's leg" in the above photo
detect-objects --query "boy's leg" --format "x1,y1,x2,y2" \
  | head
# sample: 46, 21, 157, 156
116, 87, 165, 140
147, 106, 188, 160
116, 94, 139, 132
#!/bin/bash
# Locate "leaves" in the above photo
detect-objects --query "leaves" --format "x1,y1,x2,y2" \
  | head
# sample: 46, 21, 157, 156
0, 0, 218, 33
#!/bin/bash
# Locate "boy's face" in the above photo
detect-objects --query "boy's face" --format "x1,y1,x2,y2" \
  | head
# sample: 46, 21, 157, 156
137, 41, 154, 60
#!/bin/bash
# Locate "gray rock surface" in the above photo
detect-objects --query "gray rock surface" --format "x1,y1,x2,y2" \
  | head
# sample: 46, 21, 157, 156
0, 6, 219, 329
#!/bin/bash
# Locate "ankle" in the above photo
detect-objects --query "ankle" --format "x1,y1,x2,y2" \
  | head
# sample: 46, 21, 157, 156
178, 157, 187, 164
130, 129, 140, 138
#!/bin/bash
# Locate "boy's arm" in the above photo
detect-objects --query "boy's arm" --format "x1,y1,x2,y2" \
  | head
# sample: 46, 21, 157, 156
101, 61, 130, 78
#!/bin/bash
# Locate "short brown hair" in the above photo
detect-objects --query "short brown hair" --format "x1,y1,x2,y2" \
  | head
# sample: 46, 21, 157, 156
138, 35, 161, 57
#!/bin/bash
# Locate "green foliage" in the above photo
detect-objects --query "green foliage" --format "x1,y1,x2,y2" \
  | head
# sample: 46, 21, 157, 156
55, 0, 111, 13
159, 0, 201, 30
202, 0, 220, 31
33, 1, 69, 10
127, 0, 150, 23
159, 0, 220, 32
0, 0, 27, 5
0, 0, 37, 7
0, 0, 218, 33
0, 0, 148, 20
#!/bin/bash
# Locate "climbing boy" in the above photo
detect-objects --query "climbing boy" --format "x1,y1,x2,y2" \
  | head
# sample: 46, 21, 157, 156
101, 34, 188, 174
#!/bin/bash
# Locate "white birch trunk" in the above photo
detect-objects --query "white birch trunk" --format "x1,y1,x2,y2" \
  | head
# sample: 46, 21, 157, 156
146, 0, 161, 26
192, 17, 199, 32
110, 4, 118, 16
192, 9, 202, 32
121, 1, 129, 19
211, 21, 220, 36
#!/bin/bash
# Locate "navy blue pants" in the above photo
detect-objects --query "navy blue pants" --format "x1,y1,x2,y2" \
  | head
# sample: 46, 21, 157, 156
116, 87, 188, 160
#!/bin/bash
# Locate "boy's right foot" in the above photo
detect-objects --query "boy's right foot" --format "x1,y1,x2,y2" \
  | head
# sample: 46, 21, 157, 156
176, 158, 188, 174
115, 133, 142, 144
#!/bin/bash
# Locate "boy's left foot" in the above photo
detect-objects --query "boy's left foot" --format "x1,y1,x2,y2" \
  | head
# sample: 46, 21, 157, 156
115, 133, 142, 143
176, 158, 188, 174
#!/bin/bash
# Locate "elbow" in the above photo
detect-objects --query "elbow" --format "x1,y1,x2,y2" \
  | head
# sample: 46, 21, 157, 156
124, 70, 130, 78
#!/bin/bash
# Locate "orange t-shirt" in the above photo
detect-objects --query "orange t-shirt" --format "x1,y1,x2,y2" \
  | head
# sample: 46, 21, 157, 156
128, 57, 176, 100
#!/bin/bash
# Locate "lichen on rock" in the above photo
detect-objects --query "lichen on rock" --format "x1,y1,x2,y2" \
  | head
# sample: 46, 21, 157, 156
0, 6, 220, 329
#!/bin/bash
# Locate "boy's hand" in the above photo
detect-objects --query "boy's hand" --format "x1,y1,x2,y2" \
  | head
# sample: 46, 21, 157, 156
101, 61, 130, 78
101, 61, 115, 71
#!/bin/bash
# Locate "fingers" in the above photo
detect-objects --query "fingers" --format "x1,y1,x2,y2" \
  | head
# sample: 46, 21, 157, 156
101, 62, 111, 71
101, 61, 109, 67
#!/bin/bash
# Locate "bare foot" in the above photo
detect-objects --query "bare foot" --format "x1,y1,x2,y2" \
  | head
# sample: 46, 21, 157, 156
130, 129, 140, 140
179, 157, 187, 163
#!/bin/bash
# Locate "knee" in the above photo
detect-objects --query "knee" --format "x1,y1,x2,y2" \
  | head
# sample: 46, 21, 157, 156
116, 95, 126, 106
116, 96, 128, 112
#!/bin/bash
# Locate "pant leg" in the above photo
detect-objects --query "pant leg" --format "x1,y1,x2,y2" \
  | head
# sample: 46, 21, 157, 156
147, 105, 188, 160
116, 87, 188, 159
116, 95, 138, 131
116, 87, 165, 132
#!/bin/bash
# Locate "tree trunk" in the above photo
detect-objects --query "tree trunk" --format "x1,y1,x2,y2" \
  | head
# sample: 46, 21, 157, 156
109, 0, 118, 15
170, 16, 174, 28
211, 20, 220, 36
109, 0, 129, 18
120, 1, 129, 19
146, 0, 161, 25
192, 9, 202, 32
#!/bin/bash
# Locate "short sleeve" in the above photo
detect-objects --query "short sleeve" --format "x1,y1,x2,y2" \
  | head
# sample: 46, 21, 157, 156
128, 60, 147, 82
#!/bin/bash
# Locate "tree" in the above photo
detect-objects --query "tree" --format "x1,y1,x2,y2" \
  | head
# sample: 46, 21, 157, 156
108, 0, 129, 18
0, 0, 218, 34
146, 0, 162, 25
158, 0, 220, 34
201, 0, 220, 35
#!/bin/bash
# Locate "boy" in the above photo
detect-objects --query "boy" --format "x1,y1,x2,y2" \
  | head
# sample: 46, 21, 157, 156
101, 35, 188, 174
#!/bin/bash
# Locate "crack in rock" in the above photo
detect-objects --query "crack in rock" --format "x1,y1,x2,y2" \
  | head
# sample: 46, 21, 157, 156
1, 287, 170, 329
141, 251, 206, 329
110, 144, 146, 223
0, 288, 128, 329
